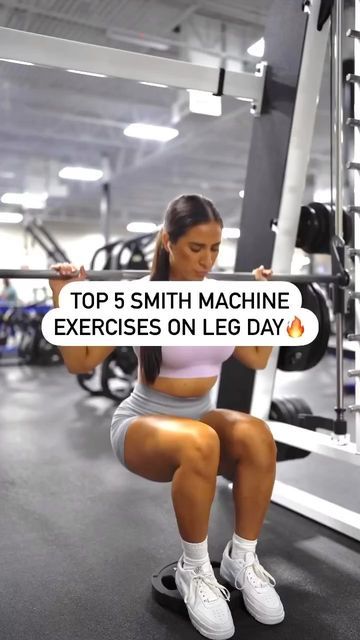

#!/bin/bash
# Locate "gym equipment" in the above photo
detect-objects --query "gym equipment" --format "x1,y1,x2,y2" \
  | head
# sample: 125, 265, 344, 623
25, 219, 70, 264
90, 239, 124, 271
101, 347, 137, 402
17, 306, 62, 365
114, 233, 156, 272
77, 368, 104, 397
0, 268, 350, 285
0, 26, 267, 112
90, 232, 156, 272
269, 397, 314, 461
75, 233, 152, 400
75, 234, 154, 400
296, 202, 353, 254
278, 283, 331, 371
214, 0, 360, 545
151, 561, 241, 614
77, 347, 137, 401
0, 304, 62, 365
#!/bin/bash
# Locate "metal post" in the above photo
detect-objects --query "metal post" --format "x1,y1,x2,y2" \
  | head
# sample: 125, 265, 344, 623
335, 0, 344, 240
334, 0, 347, 438
354, 0, 360, 452
100, 155, 111, 245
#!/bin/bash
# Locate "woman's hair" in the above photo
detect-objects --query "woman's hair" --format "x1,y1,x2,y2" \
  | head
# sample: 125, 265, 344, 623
140, 194, 223, 383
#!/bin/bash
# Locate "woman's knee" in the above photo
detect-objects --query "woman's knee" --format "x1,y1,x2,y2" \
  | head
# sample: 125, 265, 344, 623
180, 423, 220, 473
233, 417, 277, 468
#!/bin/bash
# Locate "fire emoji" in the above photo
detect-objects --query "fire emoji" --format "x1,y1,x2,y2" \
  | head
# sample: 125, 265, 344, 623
287, 316, 305, 338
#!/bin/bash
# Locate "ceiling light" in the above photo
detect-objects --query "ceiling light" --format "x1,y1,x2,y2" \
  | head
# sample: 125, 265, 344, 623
239, 190, 245, 199
140, 81, 168, 88
59, 167, 104, 181
0, 211, 23, 224
247, 37, 265, 58
124, 123, 179, 142
0, 58, 34, 66
188, 90, 222, 117
1, 192, 48, 209
127, 222, 157, 233
67, 69, 107, 78
222, 227, 241, 239
0, 171, 15, 179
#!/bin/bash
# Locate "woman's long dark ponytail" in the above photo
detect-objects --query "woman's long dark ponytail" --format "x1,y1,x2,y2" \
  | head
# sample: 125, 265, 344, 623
139, 194, 223, 383
139, 233, 170, 383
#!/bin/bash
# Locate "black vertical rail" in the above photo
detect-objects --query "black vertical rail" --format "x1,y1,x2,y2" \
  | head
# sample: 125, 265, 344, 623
217, 0, 309, 411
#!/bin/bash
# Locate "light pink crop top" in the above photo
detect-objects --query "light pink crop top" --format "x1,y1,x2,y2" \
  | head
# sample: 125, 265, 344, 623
133, 345, 234, 378
133, 276, 234, 378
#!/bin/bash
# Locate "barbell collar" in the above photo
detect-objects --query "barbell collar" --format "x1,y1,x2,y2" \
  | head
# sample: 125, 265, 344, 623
0, 268, 349, 284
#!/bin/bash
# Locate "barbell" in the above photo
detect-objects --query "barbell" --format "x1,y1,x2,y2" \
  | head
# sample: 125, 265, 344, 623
0, 268, 350, 285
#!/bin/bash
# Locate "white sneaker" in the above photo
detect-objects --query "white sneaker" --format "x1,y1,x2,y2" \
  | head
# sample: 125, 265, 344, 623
175, 555, 235, 640
220, 542, 285, 625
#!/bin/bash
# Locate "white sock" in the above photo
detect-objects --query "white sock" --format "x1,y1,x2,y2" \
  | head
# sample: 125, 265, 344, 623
181, 536, 209, 570
230, 533, 257, 560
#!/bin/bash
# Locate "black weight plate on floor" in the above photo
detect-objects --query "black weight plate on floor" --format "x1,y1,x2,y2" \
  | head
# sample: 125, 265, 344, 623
285, 396, 312, 420
269, 399, 299, 461
151, 561, 241, 613
284, 397, 313, 459
152, 562, 184, 614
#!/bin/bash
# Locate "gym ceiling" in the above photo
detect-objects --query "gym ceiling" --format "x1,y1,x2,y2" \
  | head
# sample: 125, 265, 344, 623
0, 0, 354, 231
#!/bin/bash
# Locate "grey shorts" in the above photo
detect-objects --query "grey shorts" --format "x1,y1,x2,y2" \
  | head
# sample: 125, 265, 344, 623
110, 382, 215, 469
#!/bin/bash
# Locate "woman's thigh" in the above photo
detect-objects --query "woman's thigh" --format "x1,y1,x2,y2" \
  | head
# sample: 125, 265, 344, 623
200, 408, 273, 480
116, 414, 219, 482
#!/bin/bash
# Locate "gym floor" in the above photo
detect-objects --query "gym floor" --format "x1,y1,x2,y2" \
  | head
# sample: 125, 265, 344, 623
0, 353, 359, 640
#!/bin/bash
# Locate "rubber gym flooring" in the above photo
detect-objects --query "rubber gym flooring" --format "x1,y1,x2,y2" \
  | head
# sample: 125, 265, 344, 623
0, 353, 359, 640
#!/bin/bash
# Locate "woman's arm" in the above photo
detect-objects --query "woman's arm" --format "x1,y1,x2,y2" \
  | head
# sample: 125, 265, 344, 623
58, 344, 116, 374
50, 263, 116, 374
232, 264, 273, 370
233, 345, 272, 370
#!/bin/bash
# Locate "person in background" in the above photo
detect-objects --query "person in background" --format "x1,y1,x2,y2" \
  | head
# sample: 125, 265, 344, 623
0, 278, 18, 306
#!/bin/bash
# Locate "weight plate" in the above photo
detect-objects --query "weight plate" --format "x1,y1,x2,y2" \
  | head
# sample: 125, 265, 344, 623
151, 561, 240, 613
269, 398, 312, 461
